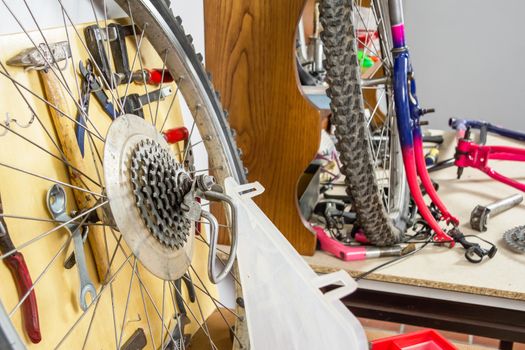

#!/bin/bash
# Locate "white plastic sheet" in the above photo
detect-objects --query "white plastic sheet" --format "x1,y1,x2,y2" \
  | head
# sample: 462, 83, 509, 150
225, 178, 368, 350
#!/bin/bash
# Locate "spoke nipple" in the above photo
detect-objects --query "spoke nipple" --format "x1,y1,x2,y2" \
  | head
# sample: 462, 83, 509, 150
236, 297, 245, 308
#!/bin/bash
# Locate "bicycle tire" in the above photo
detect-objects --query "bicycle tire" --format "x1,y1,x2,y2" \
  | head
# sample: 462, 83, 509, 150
319, 0, 409, 245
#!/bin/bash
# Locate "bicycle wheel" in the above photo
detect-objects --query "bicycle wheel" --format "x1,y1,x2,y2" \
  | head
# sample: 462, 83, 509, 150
319, 0, 410, 245
0, 0, 247, 348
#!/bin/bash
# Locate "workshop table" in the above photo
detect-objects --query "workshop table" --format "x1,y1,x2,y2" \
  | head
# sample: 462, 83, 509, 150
303, 130, 525, 348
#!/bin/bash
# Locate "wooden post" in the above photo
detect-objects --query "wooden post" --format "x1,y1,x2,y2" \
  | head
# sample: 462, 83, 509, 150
204, 0, 320, 255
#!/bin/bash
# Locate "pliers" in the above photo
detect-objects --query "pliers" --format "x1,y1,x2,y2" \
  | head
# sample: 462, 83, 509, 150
0, 195, 41, 343
76, 60, 117, 157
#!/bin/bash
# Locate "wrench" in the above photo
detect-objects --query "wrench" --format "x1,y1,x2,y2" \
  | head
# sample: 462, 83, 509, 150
46, 185, 96, 311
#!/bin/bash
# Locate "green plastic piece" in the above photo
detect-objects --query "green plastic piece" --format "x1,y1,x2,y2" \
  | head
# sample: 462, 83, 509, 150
358, 50, 374, 68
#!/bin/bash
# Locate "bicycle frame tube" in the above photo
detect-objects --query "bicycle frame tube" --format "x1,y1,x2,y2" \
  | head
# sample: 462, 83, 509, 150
450, 118, 525, 142
389, 0, 456, 242
455, 139, 525, 192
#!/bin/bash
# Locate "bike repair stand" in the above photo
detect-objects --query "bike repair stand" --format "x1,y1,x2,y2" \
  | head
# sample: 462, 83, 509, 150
224, 178, 367, 349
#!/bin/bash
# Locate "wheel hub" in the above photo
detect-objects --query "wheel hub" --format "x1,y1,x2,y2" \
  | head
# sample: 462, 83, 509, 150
104, 114, 195, 280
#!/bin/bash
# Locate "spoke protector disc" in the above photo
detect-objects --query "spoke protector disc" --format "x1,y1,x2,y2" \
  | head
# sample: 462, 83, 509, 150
104, 114, 194, 280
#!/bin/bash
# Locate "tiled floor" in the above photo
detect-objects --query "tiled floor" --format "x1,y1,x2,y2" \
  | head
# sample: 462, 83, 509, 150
360, 317, 525, 349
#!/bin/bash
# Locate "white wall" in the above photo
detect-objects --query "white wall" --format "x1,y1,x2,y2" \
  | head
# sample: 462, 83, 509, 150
404, 0, 525, 130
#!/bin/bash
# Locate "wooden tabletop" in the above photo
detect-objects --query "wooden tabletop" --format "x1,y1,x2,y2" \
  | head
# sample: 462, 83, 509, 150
303, 130, 525, 302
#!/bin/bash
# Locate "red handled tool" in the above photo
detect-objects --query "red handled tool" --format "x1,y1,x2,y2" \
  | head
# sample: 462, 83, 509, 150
163, 126, 189, 144
132, 68, 174, 86
0, 195, 41, 343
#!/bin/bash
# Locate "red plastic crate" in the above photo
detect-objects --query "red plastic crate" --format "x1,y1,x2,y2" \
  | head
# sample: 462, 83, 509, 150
371, 329, 457, 350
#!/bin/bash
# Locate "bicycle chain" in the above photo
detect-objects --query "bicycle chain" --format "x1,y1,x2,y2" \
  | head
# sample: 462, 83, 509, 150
129, 139, 191, 249
503, 225, 525, 254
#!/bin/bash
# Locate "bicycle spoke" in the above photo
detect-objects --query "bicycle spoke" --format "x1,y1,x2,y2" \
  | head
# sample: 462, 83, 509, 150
65, 233, 124, 349
121, 23, 148, 110
168, 281, 186, 350
160, 82, 182, 132
9, 238, 69, 317
183, 271, 242, 321
84, 120, 106, 188
0, 161, 105, 199
0, 62, 83, 161
353, 2, 389, 73
132, 272, 178, 347
105, 228, 180, 347
0, 213, 114, 228
188, 265, 244, 347
0, 200, 107, 261
137, 269, 157, 350
172, 279, 218, 350
183, 119, 197, 164
55, 252, 133, 349
2, 0, 107, 141
105, 226, 122, 350
160, 280, 167, 349
60, 7, 83, 119
88, 0, 121, 110
154, 50, 170, 127
371, 0, 393, 68
0, 124, 101, 188
187, 268, 217, 350
127, 1, 155, 125
21, 0, 75, 96
55, 0, 125, 113
8, 204, 95, 317
81, 287, 104, 350
196, 221, 231, 229
116, 257, 138, 349
0, 70, 105, 142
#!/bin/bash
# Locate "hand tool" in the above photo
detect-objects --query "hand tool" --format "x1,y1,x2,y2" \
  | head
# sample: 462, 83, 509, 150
121, 86, 173, 119
422, 135, 444, 144
76, 59, 117, 156
0, 194, 41, 343
121, 328, 147, 350
470, 194, 523, 232
46, 184, 96, 311
163, 273, 195, 350
132, 68, 174, 86
63, 226, 88, 269
503, 225, 525, 254
84, 24, 174, 86
313, 226, 411, 261
84, 23, 138, 85
163, 127, 189, 145
424, 146, 440, 166
8, 42, 112, 283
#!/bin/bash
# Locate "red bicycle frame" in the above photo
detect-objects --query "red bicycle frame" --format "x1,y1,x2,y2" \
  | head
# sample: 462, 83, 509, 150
455, 138, 525, 192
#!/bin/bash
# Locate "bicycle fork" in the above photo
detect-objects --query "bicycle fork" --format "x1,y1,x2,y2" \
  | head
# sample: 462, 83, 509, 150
389, 1, 495, 262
